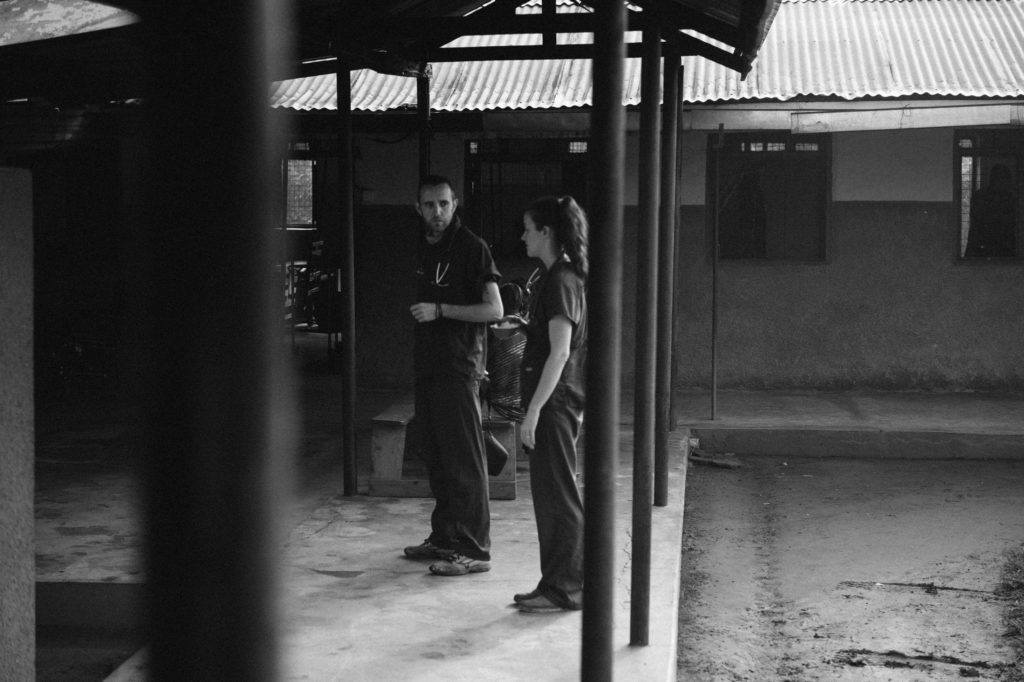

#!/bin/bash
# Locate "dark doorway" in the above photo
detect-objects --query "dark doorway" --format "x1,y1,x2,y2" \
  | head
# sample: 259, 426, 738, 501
464, 137, 590, 262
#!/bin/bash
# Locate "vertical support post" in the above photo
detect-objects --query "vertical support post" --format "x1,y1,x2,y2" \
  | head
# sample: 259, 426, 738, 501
141, 4, 295, 678
337, 64, 358, 496
583, 1, 625, 678
542, 0, 556, 47
0, 168, 34, 680
655, 52, 680, 507
630, 23, 661, 648
711, 124, 723, 420
670, 65, 686, 430
417, 74, 431, 178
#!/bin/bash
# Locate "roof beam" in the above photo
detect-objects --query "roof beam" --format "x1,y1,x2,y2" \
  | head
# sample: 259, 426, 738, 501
298, 51, 428, 78
291, 39, 746, 78
348, 12, 637, 40
422, 39, 742, 67
629, 0, 742, 49
661, 31, 747, 75
465, 0, 528, 20
542, 0, 556, 47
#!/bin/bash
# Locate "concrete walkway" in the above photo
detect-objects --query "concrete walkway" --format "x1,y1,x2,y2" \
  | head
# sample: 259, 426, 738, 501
276, 437, 688, 681
101, 433, 689, 681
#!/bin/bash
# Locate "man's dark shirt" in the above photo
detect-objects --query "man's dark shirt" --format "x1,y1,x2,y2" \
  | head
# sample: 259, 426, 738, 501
521, 260, 587, 406
414, 218, 501, 379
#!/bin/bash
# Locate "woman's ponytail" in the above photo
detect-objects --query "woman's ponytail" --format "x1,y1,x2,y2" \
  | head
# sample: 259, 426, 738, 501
526, 194, 590, 279
556, 195, 589, 279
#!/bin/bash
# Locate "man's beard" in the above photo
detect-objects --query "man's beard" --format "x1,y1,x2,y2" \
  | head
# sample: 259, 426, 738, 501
424, 217, 451, 239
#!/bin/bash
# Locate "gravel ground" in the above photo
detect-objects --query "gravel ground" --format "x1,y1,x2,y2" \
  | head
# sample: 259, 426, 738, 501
678, 455, 1024, 681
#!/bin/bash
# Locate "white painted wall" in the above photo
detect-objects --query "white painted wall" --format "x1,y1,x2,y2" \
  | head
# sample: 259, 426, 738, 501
677, 127, 953, 205
832, 128, 951, 202
357, 122, 954, 206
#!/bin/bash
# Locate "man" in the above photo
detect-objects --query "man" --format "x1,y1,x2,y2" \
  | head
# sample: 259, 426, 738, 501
405, 175, 503, 576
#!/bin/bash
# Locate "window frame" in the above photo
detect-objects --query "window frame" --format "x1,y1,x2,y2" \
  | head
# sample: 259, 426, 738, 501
953, 128, 1024, 263
706, 131, 831, 263
283, 145, 318, 231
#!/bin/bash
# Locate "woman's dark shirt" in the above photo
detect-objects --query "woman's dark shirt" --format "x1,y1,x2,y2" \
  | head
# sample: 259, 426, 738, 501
414, 219, 501, 379
521, 259, 587, 406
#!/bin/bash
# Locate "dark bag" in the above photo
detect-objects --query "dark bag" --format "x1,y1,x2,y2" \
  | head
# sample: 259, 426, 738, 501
484, 429, 509, 476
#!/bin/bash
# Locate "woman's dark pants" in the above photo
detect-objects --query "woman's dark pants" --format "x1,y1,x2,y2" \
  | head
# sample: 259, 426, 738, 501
529, 389, 584, 608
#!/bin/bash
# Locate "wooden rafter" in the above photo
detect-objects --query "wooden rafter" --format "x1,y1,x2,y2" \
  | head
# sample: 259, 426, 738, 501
630, 0, 743, 51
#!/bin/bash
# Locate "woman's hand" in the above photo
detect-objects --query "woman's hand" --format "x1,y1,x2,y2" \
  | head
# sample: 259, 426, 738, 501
499, 314, 527, 326
521, 407, 539, 451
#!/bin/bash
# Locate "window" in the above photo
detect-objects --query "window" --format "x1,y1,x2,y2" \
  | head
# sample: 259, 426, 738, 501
464, 137, 589, 260
285, 158, 315, 227
707, 132, 829, 261
956, 130, 1022, 259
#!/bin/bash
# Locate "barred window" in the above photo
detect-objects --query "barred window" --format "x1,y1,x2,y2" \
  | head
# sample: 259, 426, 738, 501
708, 132, 829, 261
956, 130, 1022, 260
464, 137, 589, 260
285, 158, 315, 227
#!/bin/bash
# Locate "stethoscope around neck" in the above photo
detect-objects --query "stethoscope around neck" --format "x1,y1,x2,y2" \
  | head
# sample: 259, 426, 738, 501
416, 222, 460, 289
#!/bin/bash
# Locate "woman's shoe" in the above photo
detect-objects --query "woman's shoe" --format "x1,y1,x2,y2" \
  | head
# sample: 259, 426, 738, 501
513, 588, 542, 603
515, 594, 565, 613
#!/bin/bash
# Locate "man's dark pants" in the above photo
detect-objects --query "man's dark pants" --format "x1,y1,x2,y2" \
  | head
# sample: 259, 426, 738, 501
415, 374, 491, 561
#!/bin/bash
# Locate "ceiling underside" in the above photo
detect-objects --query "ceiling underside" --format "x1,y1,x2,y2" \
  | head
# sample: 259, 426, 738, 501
269, 0, 1024, 112
0, 0, 779, 103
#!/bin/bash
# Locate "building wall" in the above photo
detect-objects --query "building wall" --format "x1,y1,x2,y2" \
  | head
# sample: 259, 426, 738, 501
348, 127, 644, 389
675, 127, 1024, 389
344, 121, 1022, 391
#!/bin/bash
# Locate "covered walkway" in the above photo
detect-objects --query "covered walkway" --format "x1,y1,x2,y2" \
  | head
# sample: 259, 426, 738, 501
35, 370, 1024, 679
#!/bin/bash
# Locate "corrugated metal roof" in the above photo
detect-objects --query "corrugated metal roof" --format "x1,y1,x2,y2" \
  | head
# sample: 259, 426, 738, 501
269, 0, 1024, 111
686, 0, 1024, 101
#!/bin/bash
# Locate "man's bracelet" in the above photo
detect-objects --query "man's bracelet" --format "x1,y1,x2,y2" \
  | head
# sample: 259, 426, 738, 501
436, 302, 442, 319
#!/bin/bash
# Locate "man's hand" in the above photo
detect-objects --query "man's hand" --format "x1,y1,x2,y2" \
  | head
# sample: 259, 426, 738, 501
410, 302, 440, 323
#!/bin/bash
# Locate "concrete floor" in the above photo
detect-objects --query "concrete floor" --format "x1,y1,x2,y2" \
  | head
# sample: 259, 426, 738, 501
33, 342, 1024, 679
37, 417, 688, 681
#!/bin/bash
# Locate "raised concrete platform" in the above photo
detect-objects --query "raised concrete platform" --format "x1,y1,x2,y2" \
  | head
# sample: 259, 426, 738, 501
370, 397, 519, 500
675, 390, 1024, 459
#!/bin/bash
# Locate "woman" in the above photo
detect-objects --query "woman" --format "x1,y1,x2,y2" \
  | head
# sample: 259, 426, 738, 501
513, 195, 588, 613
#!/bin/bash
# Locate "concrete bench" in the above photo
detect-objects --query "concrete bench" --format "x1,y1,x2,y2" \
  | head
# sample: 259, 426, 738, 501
370, 397, 517, 500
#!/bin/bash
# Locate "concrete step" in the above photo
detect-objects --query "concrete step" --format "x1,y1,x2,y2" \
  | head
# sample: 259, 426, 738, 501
690, 427, 1024, 459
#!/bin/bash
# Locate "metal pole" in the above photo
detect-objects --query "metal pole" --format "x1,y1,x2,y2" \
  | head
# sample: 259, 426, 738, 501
670, 65, 686, 430
711, 124, 723, 420
630, 23, 660, 648
583, 1, 625, 678
337, 64, 358, 496
141, 4, 295, 678
542, 0, 556, 47
417, 75, 431, 178
655, 51, 679, 508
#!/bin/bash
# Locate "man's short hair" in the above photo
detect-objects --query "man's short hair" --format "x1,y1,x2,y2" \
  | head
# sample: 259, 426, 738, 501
418, 174, 457, 201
